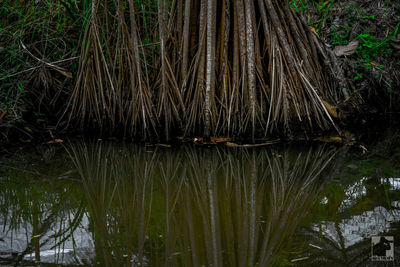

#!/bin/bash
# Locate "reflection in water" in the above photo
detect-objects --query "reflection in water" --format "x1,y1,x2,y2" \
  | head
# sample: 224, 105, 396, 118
0, 167, 88, 266
2, 142, 400, 266
296, 175, 400, 267
66, 142, 338, 266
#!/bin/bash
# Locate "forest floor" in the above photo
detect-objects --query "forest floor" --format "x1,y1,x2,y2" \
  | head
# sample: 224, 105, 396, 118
293, 0, 400, 116
1, 0, 399, 146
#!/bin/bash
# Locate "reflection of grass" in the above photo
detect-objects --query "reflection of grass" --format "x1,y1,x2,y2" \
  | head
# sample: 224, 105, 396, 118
68, 141, 340, 266
0, 152, 85, 265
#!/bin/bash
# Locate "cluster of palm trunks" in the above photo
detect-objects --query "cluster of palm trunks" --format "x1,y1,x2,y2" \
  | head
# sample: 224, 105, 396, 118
67, 0, 349, 140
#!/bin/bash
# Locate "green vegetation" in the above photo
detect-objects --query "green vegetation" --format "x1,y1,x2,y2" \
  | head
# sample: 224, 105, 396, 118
0, 0, 80, 133
356, 22, 400, 65
0, 85, 24, 124
289, 0, 336, 32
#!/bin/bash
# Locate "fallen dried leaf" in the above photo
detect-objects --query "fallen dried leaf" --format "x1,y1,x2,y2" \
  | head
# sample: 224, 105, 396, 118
314, 136, 342, 143
24, 127, 33, 133
359, 145, 368, 154
155, 144, 171, 147
47, 138, 64, 144
333, 40, 359, 57
210, 137, 231, 143
309, 243, 323, 250
0, 111, 6, 120
310, 26, 317, 34
321, 99, 338, 118
291, 257, 309, 262
226, 140, 280, 147
194, 137, 204, 143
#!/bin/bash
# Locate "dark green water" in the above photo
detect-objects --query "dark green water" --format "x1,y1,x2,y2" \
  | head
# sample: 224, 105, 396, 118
0, 139, 399, 266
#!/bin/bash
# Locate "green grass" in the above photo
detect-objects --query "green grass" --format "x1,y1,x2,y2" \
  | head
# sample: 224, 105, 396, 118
355, 22, 400, 65
0, 86, 24, 122
289, 0, 336, 33
0, 0, 87, 126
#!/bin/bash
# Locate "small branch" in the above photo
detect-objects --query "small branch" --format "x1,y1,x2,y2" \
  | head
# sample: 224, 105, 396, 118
20, 41, 73, 78
226, 139, 280, 147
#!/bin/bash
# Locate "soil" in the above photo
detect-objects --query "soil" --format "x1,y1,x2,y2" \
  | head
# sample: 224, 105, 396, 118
318, 0, 400, 115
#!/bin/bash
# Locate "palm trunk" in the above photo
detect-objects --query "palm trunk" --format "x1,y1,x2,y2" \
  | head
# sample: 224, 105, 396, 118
244, 0, 257, 141
204, 0, 217, 138
67, 0, 353, 140
158, 0, 168, 139
181, 0, 192, 83
128, 0, 156, 137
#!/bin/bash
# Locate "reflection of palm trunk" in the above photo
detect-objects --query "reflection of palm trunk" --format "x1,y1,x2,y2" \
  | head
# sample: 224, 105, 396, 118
68, 142, 339, 265
32, 190, 40, 263
248, 152, 257, 266
184, 182, 199, 267
207, 157, 221, 267
138, 177, 148, 264
165, 174, 170, 265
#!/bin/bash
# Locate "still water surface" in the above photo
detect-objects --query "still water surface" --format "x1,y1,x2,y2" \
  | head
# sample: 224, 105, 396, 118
0, 140, 399, 266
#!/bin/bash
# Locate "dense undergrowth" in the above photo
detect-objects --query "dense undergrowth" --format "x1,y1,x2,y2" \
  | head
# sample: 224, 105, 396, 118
0, 0, 399, 143
0, 0, 81, 140
290, 0, 400, 115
